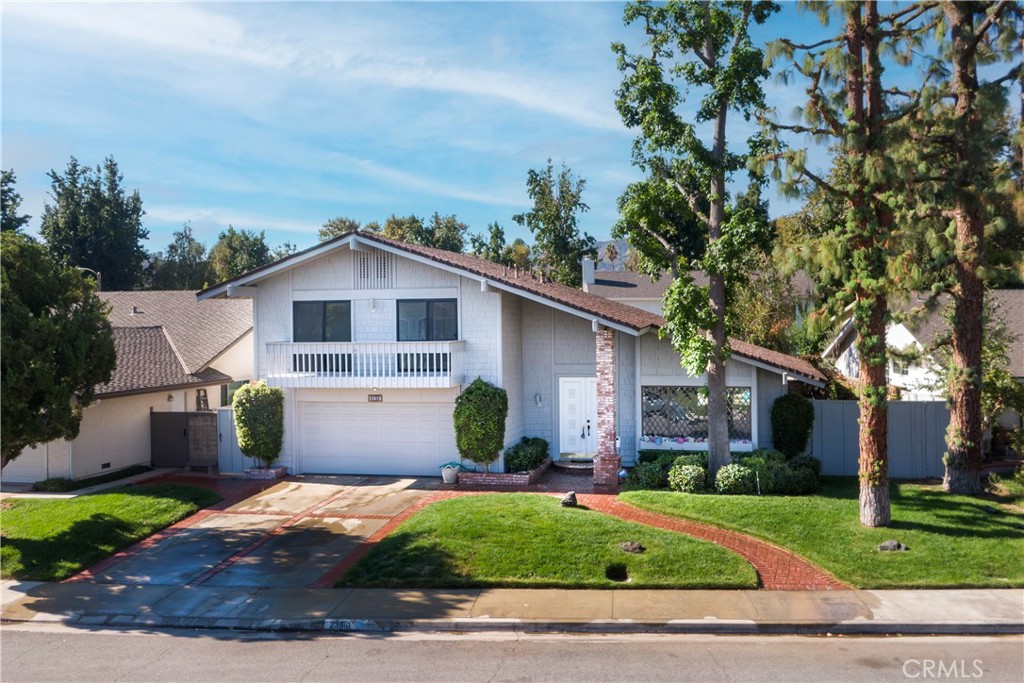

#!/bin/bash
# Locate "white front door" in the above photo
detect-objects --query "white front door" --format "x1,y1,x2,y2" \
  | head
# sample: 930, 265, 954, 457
558, 377, 598, 458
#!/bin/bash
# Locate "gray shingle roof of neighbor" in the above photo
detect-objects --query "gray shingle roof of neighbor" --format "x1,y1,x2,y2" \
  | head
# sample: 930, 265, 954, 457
101, 290, 252, 374
584, 269, 817, 300
198, 231, 825, 384
897, 289, 1024, 378
97, 327, 232, 397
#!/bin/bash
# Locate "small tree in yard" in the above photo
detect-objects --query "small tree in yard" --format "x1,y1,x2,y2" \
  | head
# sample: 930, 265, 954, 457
232, 381, 284, 468
453, 378, 508, 472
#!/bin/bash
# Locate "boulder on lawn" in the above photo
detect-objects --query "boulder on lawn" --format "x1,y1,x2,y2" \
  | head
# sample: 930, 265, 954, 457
878, 540, 909, 552
619, 541, 646, 554
561, 491, 578, 508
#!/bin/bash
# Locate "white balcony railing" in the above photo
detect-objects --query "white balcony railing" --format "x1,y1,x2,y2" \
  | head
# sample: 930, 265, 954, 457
265, 341, 465, 389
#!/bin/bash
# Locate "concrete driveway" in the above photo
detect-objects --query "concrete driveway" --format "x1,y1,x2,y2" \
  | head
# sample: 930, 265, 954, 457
78, 476, 440, 589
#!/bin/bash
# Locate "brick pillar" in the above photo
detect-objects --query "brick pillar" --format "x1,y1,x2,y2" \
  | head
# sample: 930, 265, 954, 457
593, 328, 620, 488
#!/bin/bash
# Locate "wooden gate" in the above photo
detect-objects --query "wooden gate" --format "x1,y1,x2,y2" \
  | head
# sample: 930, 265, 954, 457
150, 412, 219, 470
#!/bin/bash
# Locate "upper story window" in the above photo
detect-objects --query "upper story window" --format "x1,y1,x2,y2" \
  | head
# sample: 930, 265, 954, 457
293, 301, 352, 342
397, 299, 457, 341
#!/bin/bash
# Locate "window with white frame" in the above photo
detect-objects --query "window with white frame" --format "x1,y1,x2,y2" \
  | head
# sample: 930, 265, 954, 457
641, 386, 752, 442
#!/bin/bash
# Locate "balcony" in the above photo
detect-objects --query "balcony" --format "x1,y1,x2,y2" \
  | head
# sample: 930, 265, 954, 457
265, 341, 465, 389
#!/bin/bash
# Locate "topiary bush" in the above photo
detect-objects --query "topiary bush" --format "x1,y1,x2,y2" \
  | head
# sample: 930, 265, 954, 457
668, 463, 707, 493
771, 393, 815, 458
628, 461, 667, 489
504, 437, 549, 473
453, 378, 508, 472
233, 380, 284, 468
715, 463, 757, 495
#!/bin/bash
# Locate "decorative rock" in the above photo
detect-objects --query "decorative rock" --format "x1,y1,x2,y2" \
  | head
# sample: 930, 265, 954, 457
561, 491, 578, 507
619, 541, 646, 554
878, 539, 909, 552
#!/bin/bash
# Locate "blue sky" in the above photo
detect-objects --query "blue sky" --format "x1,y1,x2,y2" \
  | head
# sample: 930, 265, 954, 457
1, 1, 1006, 255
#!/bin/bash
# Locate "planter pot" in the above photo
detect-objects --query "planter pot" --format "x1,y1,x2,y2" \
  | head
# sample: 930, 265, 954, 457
441, 466, 459, 484
243, 466, 289, 480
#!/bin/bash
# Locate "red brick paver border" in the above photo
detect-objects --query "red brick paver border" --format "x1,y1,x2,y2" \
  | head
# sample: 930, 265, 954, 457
577, 493, 849, 591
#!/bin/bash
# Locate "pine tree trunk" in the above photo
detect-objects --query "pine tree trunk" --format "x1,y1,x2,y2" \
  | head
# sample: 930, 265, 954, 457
857, 291, 891, 527
942, 1, 985, 495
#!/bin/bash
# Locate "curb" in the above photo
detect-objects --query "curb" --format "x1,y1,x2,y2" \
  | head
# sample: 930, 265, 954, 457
4, 613, 1022, 636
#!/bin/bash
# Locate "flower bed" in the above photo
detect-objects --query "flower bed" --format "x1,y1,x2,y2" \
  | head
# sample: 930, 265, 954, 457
458, 458, 551, 487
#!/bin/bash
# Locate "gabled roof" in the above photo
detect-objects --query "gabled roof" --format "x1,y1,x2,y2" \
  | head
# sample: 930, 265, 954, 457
97, 327, 231, 398
102, 291, 252, 373
197, 231, 824, 384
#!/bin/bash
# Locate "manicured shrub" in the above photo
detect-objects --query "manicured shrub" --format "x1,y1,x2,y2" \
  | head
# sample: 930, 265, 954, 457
735, 454, 776, 493
504, 437, 549, 473
637, 450, 662, 464
770, 393, 815, 458
715, 464, 757, 495
672, 453, 708, 469
668, 463, 707, 493
628, 461, 667, 489
747, 448, 787, 465
772, 465, 819, 495
789, 455, 822, 477
233, 380, 284, 468
453, 378, 508, 472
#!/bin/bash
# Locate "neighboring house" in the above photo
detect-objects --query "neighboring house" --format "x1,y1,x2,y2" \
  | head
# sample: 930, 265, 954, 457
582, 258, 817, 317
823, 290, 1024, 426
197, 232, 824, 481
1, 292, 253, 484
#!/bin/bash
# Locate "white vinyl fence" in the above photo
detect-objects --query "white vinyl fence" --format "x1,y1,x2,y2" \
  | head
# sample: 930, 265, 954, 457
809, 400, 949, 479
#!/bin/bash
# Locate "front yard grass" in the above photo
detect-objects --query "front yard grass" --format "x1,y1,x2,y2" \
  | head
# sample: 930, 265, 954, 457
621, 478, 1024, 588
339, 493, 758, 589
1, 484, 222, 581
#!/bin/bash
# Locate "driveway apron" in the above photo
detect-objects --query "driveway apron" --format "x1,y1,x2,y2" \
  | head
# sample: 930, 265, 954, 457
70, 476, 439, 589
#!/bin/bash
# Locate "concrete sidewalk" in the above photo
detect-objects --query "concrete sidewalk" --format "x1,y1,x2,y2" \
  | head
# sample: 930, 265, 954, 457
2, 580, 1021, 635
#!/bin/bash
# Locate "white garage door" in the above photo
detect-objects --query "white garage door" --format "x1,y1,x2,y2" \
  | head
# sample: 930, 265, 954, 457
298, 401, 457, 476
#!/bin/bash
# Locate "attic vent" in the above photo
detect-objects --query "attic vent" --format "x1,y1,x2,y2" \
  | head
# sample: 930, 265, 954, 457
356, 249, 393, 290
130, 305, 143, 315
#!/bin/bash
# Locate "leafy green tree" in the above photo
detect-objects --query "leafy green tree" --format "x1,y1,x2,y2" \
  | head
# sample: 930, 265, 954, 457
452, 378, 508, 472
763, 1, 937, 526
40, 156, 148, 290
209, 226, 272, 281
271, 241, 299, 261
1, 170, 30, 232
1, 232, 116, 467
731, 252, 801, 353
612, 0, 778, 478
470, 222, 509, 264
319, 216, 361, 242
428, 212, 468, 253
506, 238, 532, 270
232, 380, 284, 469
513, 160, 596, 287
149, 223, 212, 290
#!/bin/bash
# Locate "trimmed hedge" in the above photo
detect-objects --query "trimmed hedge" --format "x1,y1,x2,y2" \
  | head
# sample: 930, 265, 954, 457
504, 437, 549, 473
629, 461, 667, 489
715, 464, 757, 495
668, 464, 707, 493
233, 381, 284, 468
771, 394, 815, 458
453, 378, 508, 472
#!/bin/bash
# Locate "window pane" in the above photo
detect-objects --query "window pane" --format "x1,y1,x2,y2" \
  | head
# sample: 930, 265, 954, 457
726, 388, 752, 441
430, 300, 458, 341
398, 301, 427, 341
323, 301, 351, 342
641, 385, 751, 442
293, 302, 322, 342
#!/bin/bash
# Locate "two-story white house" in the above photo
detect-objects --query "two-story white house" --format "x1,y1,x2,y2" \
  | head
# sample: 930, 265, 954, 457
198, 232, 825, 484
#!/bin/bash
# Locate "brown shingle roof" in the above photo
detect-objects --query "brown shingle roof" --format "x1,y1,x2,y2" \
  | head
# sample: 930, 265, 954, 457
97, 327, 231, 397
102, 291, 252, 373
199, 231, 824, 384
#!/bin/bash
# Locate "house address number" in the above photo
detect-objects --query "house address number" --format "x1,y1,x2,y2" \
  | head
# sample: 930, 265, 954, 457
367, 394, 383, 402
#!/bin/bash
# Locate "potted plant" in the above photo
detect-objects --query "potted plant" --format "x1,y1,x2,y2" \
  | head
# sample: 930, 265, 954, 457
439, 461, 463, 484
232, 380, 286, 479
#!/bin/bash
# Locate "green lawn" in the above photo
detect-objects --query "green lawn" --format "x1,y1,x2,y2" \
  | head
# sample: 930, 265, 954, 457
621, 478, 1024, 589
339, 494, 758, 589
1, 484, 222, 581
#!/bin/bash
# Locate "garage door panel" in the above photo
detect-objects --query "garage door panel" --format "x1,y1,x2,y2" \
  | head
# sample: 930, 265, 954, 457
298, 401, 456, 476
